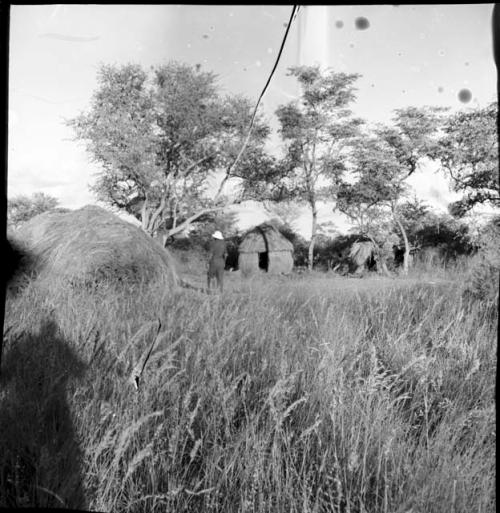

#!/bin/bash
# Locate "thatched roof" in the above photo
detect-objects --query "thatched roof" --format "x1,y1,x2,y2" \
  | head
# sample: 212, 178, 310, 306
239, 223, 294, 253
11, 205, 178, 287
349, 240, 375, 267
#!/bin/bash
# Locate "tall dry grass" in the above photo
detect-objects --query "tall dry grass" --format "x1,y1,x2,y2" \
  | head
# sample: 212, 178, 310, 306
1, 268, 496, 512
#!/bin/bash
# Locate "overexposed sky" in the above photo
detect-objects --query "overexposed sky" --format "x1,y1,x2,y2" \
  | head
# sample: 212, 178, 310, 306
8, 4, 497, 237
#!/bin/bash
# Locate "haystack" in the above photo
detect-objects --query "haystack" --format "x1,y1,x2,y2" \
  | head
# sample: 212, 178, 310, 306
238, 223, 294, 277
11, 205, 179, 288
349, 240, 376, 272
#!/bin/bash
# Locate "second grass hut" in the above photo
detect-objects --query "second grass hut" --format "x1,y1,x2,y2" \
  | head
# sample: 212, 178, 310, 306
238, 223, 294, 277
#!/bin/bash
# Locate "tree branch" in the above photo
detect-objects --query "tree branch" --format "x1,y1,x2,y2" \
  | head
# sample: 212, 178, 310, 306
164, 206, 226, 241
141, 195, 150, 232
213, 172, 231, 203
184, 155, 212, 175
147, 195, 167, 233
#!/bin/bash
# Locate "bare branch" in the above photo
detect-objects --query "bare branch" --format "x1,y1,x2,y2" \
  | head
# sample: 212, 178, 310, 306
165, 206, 226, 240
148, 196, 167, 233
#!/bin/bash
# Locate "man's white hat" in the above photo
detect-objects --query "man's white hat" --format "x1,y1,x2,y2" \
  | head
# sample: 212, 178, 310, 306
212, 230, 224, 240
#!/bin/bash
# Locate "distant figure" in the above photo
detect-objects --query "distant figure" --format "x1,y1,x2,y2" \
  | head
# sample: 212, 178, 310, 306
207, 231, 227, 292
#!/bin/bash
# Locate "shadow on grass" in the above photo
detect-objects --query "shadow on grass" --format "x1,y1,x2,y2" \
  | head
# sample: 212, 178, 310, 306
0, 319, 87, 509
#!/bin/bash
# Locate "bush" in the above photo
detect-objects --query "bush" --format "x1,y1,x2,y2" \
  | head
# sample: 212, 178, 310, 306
463, 216, 500, 303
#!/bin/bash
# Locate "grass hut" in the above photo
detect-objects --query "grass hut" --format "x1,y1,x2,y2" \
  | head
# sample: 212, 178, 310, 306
11, 205, 179, 288
349, 240, 376, 273
238, 223, 294, 277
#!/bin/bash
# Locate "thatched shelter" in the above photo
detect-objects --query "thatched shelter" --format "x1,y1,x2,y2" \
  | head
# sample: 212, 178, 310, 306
349, 240, 376, 274
11, 205, 178, 288
238, 223, 294, 277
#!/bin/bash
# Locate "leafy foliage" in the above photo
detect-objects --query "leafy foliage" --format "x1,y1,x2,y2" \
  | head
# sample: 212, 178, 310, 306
312, 233, 371, 272
337, 107, 446, 273
7, 192, 61, 229
393, 197, 431, 238
68, 62, 272, 238
336, 136, 406, 237
434, 102, 499, 216
398, 200, 473, 256
261, 200, 301, 229
168, 210, 240, 270
377, 106, 448, 176
464, 215, 500, 302
184, 210, 240, 241
256, 65, 363, 268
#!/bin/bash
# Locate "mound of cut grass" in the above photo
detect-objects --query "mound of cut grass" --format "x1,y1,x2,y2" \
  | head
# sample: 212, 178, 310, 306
10, 205, 179, 289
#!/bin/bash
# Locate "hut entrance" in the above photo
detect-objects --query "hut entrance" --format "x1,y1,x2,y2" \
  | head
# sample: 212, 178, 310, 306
258, 251, 269, 271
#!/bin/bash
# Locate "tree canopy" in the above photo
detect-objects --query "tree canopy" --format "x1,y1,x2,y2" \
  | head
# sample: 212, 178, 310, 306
68, 62, 273, 241
66, 58, 498, 266
434, 101, 499, 216
252, 65, 363, 269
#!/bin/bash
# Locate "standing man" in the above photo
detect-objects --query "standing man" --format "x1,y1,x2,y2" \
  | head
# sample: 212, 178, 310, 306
207, 230, 227, 292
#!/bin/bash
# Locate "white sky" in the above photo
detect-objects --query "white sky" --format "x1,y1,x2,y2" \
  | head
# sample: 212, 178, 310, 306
8, 4, 497, 237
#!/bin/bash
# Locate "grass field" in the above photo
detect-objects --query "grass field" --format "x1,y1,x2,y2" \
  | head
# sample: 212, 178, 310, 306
0, 265, 496, 512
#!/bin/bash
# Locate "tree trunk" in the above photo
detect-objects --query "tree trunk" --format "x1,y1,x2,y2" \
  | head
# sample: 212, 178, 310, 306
308, 201, 318, 271
141, 197, 150, 233
394, 215, 410, 275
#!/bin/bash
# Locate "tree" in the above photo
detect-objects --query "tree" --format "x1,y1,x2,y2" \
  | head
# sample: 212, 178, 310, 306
394, 196, 430, 245
167, 209, 241, 269
68, 62, 273, 243
336, 136, 406, 275
375, 106, 447, 273
261, 200, 301, 230
397, 198, 472, 259
8, 192, 60, 229
263, 65, 363, 270
179, 210, 240, 247
433, 101, 499, 217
